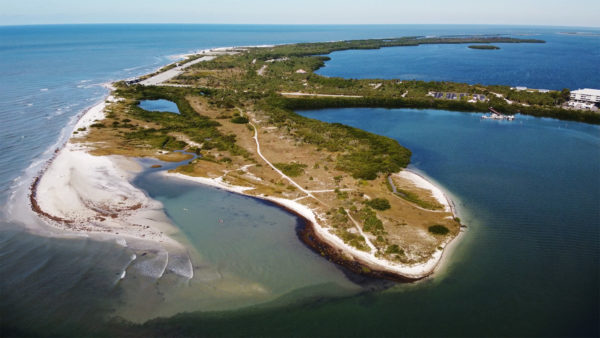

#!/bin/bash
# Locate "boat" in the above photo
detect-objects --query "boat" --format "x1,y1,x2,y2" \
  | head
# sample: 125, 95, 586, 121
482, 107, 515, 120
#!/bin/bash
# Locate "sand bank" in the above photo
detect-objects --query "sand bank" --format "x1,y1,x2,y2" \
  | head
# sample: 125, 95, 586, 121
29, 98, 194, 279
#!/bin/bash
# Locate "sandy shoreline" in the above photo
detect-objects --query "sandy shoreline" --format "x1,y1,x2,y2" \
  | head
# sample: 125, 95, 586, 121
165, 168, 461, 280
27, 44, 464, 282
27, 94, 195, 279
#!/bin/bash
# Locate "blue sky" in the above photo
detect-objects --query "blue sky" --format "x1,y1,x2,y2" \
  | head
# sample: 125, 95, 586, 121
1, 0, 599, 27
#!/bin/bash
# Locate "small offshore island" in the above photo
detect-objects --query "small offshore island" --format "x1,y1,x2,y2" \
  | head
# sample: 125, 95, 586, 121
468, 44, 500, 50
30, 36, 599, 281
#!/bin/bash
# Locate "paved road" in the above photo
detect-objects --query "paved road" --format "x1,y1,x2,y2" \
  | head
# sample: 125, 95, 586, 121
140, 55, 216, 86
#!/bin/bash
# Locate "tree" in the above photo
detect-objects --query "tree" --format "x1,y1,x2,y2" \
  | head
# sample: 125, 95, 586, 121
366, 198, 391, 211
560, 88, 571, 102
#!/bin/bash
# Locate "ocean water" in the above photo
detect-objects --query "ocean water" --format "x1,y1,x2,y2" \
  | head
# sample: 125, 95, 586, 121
0, 24, 599, 336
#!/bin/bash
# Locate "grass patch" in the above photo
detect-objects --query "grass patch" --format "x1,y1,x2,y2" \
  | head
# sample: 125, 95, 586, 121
274, 162, 307, 177
357, 207, 384, 235
395, 188, 443, 211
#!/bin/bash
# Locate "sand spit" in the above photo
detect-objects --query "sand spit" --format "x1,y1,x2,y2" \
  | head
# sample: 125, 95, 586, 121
29, 99, 194, 279
165, 169, 460, 280
394, 169, 453, 213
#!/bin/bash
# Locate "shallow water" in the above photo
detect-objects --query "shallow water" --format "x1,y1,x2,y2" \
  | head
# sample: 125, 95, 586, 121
1, 25, 599, 336
108, 160, 359, 322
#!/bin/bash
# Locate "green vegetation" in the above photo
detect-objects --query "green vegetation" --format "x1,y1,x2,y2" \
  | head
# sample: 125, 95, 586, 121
385, 244, 404, 255
103, 35, 597, 193
428, 225, 450, 235
230, 116, 249, 124
468, 45, 500, 50
338, 230, 368, 251
247, 36, 544, 59
394, 187, 443, 210
366, 198, 391, 210
357, 207, 384, 235
109, 85, 251, 157
273, 162, 307, 177
261, 96, 412, 180
173, 35, 597, 124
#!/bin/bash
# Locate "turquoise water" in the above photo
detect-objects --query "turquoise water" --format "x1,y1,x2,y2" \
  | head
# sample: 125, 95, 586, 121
138, 99, 180, 114
1, 25, 599, 336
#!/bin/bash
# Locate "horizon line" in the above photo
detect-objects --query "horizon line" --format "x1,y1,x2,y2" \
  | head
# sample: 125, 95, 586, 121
1, 22, 599, 29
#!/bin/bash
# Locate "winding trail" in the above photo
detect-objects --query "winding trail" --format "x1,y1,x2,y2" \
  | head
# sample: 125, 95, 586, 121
280, 92, 363, 98
248, 121, 323, 205
346, 211, 377, 254
246, 120, 382, 252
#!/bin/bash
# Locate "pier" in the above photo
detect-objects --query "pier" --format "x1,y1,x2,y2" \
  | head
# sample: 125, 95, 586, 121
482, 107, 515, 120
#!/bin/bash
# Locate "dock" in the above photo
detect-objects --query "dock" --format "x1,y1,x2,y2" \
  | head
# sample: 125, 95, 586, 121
482, 107, 515, 120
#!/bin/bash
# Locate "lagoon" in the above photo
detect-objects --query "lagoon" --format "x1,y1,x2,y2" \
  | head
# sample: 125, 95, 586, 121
138, 99, 180, 114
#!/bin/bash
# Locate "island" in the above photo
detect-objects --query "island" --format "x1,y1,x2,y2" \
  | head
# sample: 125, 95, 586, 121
29, 36, 599, 281
468, 44, 500, 50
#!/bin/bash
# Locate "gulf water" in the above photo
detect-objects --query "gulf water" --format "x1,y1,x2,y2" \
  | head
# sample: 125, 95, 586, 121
0, 25, 598, 336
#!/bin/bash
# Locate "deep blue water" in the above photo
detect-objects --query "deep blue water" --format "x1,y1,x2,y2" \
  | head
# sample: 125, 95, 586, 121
317, 33, 600, 90
138, 99, 180, 114
0, 24, 599, 336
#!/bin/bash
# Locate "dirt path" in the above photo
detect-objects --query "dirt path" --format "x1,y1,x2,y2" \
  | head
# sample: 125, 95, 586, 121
280, 92, 363, 98
257, 64, 268, 76
346, 210, 377, 254
248, 121, 322, 204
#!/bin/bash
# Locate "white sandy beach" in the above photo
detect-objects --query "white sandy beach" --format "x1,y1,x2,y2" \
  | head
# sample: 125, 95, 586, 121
30, 97, 195, 279
394, 169, 453, 213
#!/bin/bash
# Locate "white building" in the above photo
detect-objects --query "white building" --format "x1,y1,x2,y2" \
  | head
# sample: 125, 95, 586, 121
570, 88, 600, 104
568, 101, 595, 110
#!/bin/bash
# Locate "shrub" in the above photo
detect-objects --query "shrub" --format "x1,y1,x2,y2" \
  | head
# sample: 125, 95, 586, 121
385, 244, 403, 254
358, 207, 384, 234
366, 198, 391, 210
428, 224, 450, 235
274, 162, 307, 177
230, 116, 249, 124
